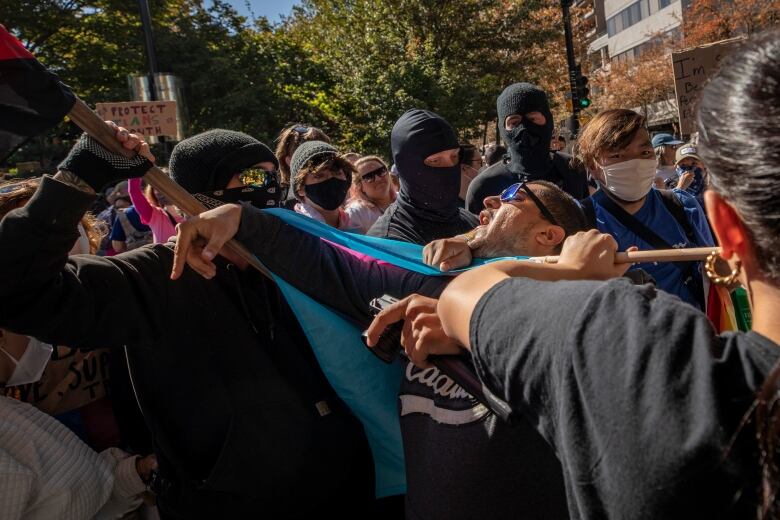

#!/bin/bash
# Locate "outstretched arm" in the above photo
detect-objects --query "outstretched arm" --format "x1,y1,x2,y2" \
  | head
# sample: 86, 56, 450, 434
172, 203, 446, 324
127, 177, 154, 224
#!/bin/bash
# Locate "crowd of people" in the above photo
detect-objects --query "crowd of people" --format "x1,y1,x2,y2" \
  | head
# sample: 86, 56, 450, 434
0, 30, 777, 519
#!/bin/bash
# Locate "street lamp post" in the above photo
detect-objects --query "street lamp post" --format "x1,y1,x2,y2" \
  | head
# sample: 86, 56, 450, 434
138, 0, 158, 102
561, 0, 580, 136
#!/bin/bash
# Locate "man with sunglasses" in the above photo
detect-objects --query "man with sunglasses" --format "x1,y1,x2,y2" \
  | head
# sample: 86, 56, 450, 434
169, 178, 589, 520
423, 181, 586, 271
0, 128, 376, 518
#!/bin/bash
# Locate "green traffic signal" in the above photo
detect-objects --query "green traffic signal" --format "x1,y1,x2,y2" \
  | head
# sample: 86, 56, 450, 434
579, 98, 591, 108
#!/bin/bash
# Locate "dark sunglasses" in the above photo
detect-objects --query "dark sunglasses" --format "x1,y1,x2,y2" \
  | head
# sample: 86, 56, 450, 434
238, 167, 278, 187
360, 166, 389, 183
499, 182, 559, 226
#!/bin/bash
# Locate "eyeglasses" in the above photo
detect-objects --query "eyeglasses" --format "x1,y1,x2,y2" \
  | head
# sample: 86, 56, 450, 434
238, 167, 278, 187
499, 182, 559, 226
360, 166, 389, 183
293, 125, 310, 134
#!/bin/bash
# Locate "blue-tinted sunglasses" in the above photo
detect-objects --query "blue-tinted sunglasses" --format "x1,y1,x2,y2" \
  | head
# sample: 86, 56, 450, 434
499, 182, 559, 226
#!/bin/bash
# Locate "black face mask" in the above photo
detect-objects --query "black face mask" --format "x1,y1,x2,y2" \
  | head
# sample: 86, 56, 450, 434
194, 171, 283, 210
304, 176, 350, 211
497, 83, 555, 177
391, 109, 461, 219
194, 185, 282, 210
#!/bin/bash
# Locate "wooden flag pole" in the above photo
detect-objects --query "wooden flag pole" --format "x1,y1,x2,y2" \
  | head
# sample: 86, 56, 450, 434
68, 99, 273, 279
530, 246, 721, 265
69, 99, 719, 273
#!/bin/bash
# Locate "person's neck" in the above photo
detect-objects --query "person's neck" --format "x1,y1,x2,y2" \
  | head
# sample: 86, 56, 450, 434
371, 194, 392, 210
748, 280, 780, 347
318, 207, 341, 227
601, 188, 647, 215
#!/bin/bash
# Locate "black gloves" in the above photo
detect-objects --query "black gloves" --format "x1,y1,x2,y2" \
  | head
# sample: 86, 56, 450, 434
58, 134, 152, 192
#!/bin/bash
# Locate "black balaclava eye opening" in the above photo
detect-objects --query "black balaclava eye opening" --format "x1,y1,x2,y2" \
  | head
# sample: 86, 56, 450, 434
391, 109, 461, 221
497, 83, 555, 177
169, 129, 282, 209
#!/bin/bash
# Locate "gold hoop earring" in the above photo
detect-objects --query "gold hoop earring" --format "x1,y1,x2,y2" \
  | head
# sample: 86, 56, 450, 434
705, 252, 742, 286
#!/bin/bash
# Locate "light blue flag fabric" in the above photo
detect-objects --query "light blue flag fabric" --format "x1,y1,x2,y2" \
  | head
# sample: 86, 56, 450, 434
260, 208, 526, 498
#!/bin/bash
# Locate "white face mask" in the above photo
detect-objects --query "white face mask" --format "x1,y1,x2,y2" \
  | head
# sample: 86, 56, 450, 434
599, 158, 657, 202
1, 337, 53, 387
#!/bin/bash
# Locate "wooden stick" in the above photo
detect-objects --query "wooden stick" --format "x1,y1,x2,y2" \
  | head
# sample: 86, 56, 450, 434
530, 246, 721, 265
68, 99, 273, 279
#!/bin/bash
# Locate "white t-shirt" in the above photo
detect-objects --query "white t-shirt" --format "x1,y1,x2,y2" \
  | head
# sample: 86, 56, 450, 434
343, 200, 384, 234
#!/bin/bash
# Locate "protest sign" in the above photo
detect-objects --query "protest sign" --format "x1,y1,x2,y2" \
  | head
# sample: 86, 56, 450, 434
3, 346, 111, 415
95, 100, 178, 138
672, 37, 743, 135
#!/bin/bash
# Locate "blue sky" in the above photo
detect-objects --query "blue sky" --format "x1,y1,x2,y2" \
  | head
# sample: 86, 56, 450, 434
222, 0, 299, 23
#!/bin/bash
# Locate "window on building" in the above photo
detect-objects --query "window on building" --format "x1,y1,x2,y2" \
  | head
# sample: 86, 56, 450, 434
658, 0, 672, 9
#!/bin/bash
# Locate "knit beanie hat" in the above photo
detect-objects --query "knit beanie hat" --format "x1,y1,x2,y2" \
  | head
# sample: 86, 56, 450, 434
497, 83, 551, 128
169, 129, 278, 194
290, 140, 338, 179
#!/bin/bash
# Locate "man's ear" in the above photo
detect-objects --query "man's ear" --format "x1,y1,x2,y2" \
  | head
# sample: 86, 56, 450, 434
705, 190, 749, 260
535, 224, 566, 250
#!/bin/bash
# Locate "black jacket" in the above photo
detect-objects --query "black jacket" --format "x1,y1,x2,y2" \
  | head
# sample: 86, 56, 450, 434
0, 177, 373, 518
235, 206, 570, 520
466, 152, 589, 215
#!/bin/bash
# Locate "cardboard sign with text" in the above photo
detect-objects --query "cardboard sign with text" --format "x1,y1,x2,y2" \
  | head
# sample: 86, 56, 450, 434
3, 347, 111, 415
96, 100, 178, 138
671, 38, 743, 135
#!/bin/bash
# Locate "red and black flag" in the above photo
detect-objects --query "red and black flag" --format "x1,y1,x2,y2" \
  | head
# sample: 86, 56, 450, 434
0, 24, 76, 162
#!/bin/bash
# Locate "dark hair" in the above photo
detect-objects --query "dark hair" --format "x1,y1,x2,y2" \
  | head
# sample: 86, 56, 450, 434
485, 144, 507, 166
294, 154, 356, 202
698, 32, 780, 284
528, 180, 589, 251
274, 123, 331, 185
697, 30, 780, 518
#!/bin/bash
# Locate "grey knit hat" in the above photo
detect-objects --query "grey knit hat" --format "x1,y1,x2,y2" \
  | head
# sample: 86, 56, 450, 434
168, 129, 278, 194
289, 140, 338, 180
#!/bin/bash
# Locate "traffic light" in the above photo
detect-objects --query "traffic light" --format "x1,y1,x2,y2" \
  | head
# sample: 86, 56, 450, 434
576, 73, 591, 109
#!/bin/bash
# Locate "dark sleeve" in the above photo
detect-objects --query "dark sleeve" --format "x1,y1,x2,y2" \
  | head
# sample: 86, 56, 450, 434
0, 176, 169, 349
366, 206, 392, 238
469, 277, 732, 509
236, 205, 447, 324
109, 213, 126, 241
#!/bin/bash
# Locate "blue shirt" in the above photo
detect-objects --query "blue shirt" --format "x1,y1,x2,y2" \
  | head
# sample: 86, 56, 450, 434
590, 188, 715, 308
109, 206, 150, 242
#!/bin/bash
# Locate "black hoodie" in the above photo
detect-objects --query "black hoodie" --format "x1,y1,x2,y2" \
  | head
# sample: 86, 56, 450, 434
465, 83, 588, 214
368, 109, 478, 244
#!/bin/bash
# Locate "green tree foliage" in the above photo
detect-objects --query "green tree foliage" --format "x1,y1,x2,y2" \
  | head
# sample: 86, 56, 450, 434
285, 0, 562, 154
1, 0, 334, 162
1, 0, 568, 164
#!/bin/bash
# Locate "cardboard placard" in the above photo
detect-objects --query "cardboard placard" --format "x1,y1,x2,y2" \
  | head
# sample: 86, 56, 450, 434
96, 100, 178, 138
671, 38, 743, 135
3, 346, 111, 415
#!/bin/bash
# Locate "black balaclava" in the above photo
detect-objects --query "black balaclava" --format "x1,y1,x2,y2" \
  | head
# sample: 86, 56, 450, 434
497, 83, 555, 177
168, 129, 281, 209
392, 109, 460, 220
